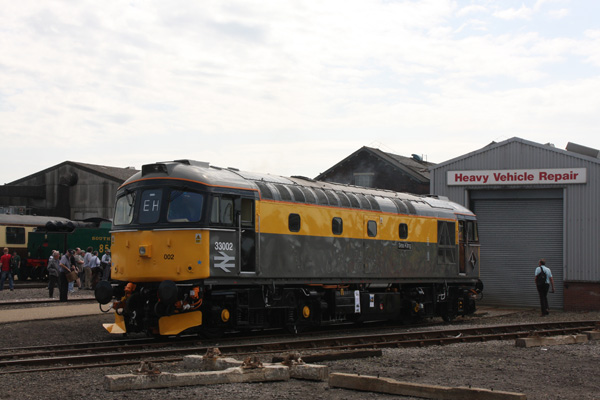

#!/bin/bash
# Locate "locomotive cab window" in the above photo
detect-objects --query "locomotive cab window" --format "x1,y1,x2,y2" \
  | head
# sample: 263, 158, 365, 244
139, 189, 162, 224
399, 223, 408, 239
437, 221, 456, 264
167, 191, 204, 223
114, 192, 136, 225
210, 196, 234, 226
240, 198, 254, 226
332, 217, 343, 235
467, 220, 479, 243
289, 213, 301, 232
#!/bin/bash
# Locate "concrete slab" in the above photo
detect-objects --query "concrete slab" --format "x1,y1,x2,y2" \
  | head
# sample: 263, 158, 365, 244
583, 331, 600, 340
105, 365, 290, 391
182, 355, 242, 371
515, 334, 588, 348
289, 363, 329, 381
183, 354, 329, 381
329, 373, 527, 400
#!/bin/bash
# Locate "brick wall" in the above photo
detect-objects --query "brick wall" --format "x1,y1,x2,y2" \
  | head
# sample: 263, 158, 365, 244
563, 282, 600, 311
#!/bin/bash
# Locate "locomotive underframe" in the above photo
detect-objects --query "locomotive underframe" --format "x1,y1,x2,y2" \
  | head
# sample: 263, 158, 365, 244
107, 278, 479, 336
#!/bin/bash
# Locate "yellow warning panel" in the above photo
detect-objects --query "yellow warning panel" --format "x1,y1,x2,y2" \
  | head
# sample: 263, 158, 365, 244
159, 311, 203, 335
103, 313, 126, 334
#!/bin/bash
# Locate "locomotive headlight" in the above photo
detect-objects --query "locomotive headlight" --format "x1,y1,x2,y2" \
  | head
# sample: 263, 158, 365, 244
139, 245, 152, 257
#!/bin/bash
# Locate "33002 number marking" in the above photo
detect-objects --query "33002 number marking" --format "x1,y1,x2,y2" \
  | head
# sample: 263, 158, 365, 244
214, 242, 234, 251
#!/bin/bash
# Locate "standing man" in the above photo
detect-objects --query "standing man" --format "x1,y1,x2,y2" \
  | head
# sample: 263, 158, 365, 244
10, 251, 21, 282
83, 246, 94, 289
535, 259, 555, 316
101, 248, 111, 281
47, 250, 60, 298
0, 248, 13, 291
73, 248, 84, 290
59, 249, 74, 302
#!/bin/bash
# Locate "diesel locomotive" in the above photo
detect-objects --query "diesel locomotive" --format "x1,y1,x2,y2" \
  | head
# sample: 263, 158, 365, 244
95, 160, 482, 337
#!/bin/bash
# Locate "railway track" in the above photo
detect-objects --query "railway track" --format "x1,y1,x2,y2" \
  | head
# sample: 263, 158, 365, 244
0, 320, 597, 375
12, 282, 48, 290
0, 297, 96, 307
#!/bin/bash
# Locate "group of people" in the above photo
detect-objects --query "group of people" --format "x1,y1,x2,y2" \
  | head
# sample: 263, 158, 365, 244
0, 247, 21, 291
47, 247, 111, 302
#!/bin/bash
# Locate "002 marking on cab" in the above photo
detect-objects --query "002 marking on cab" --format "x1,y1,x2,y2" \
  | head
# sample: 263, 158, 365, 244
163, 254, 175, 260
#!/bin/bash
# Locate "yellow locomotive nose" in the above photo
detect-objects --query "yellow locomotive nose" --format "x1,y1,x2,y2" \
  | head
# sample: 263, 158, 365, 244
111, 230, 210, 282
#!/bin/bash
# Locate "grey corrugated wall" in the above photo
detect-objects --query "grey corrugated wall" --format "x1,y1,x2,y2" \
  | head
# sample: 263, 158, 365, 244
430, 137, 600, 282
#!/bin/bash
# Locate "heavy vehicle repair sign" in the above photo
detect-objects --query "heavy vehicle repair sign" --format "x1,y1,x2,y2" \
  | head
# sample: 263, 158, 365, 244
447, 168, 587, 186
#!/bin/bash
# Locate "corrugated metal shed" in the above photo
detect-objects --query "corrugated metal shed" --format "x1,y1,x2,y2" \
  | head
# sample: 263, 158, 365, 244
430, 137, 600, 283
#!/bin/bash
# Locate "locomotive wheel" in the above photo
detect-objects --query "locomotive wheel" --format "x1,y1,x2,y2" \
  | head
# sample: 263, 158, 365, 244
441, 306, 456, 322
442, 313, 456, 323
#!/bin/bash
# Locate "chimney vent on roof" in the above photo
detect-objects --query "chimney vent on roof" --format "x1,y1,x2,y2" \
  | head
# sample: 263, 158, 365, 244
411, 154, 423, 162
566, 142, 600, 158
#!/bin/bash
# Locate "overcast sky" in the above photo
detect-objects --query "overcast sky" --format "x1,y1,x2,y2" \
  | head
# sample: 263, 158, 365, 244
2, 0, 600, 184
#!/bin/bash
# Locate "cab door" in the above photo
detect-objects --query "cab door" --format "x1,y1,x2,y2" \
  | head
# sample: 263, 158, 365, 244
238, 198, 256, 274
458, 218, 480, 276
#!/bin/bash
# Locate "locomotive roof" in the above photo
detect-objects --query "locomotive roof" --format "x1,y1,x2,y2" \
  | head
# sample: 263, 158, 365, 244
125, 160, 474, 218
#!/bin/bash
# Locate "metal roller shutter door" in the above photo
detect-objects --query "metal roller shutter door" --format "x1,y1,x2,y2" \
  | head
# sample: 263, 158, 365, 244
472, 197, 563, 309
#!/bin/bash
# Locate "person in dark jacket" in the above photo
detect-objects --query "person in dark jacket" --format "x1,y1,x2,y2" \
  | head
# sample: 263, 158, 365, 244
47, 250, 60, 298
535, 259, 555, 316
58, 249, 75, 302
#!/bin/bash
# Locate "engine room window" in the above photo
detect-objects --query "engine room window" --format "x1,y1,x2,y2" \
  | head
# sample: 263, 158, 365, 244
289, 213, 301, 232
367, 220, 377, 237
114, 192, 135, 225
5, 227, 25, 244
399, 223, 408, 239
167, 191, 204, 222
139, 189, 163, 224
332, 217, 343, 235
210, 197, 234, 225
437, 221, 456, 264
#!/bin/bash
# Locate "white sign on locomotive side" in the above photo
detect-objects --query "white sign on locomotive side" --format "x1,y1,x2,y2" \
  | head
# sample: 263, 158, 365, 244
447, 168, 587, 186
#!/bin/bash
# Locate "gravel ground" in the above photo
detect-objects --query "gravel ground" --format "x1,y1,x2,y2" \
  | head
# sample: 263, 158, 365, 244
1, 287, 599, 400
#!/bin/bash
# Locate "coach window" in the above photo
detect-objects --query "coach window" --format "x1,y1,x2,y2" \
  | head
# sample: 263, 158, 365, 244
332, 217, 343, 235
367, 220, 377, 237
6, 227, 25, 244
139, 189, 162, 224
399, 223, 408, 239
289, 213, 301, 232
210, 196, 234, 226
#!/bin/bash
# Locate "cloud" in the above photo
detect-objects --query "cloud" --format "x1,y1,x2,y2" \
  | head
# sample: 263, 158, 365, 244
1, 0, 599, 184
